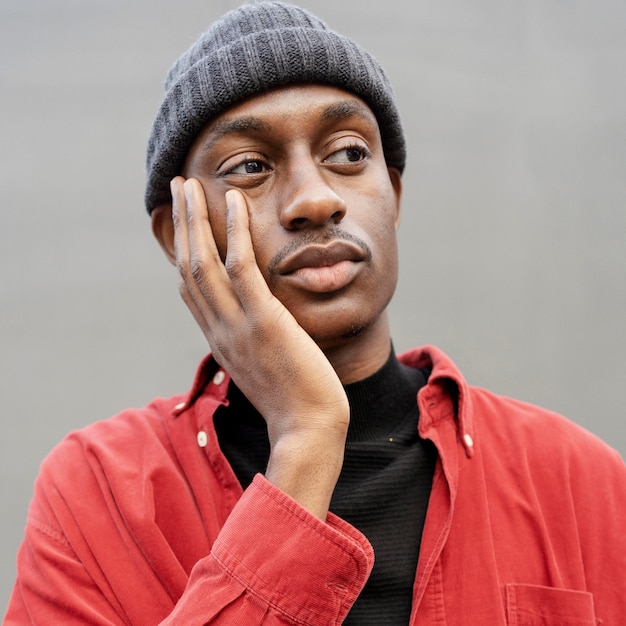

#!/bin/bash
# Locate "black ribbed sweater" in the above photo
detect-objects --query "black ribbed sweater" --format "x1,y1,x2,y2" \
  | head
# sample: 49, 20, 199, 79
213, 349, 437, 625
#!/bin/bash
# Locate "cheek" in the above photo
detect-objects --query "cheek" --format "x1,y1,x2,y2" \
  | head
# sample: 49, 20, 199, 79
368, 199, 399, 256
379, 234, 399, 286
245, 214, 276, 279
367, 204, 400, 290
206, 206, 229, 262
205, 189, 274, 268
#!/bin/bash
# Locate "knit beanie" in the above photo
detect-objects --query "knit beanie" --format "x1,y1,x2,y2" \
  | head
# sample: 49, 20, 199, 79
145, 1, 406, 213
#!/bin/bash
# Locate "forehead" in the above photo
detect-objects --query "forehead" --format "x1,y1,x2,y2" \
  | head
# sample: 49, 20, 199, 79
191, 84, 380, 151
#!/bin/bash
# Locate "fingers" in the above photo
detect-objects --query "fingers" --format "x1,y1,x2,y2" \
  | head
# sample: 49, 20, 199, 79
171, 176, 224, 333
173, 177, 226, 295
171, 177, 273, 333
170, 177, 190, 277
183, 178, 224, 284
224, 189, 273, 307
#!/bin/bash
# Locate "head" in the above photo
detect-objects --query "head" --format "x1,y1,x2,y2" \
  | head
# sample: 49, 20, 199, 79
147, 2, 406, 356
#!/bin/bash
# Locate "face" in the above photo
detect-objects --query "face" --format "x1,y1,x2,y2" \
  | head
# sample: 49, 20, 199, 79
159, 84, 402, 352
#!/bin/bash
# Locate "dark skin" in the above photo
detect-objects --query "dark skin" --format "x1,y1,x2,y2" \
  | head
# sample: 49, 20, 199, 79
152, 84, 403, 520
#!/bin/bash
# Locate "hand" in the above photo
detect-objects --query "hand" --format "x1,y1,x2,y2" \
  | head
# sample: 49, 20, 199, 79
171, 177, 349, 519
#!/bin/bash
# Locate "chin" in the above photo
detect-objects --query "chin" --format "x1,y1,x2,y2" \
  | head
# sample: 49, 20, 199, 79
287, 289, 393, 350
339, 323, 368, 340
306, 319, 370, 351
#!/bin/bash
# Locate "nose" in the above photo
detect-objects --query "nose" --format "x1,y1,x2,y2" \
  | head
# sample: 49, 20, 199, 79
279, 166, 347, 230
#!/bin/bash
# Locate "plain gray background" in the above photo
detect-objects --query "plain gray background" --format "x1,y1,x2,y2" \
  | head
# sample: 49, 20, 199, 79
1, 0, 624, 609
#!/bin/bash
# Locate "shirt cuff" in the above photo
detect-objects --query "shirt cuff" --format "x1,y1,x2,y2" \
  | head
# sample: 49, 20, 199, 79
211, 474, 374, 624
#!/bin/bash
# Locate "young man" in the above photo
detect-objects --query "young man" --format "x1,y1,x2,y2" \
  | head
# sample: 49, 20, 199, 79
6, 2, 626, 624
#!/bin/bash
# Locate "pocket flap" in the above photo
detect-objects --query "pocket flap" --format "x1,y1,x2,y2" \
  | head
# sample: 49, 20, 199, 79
506, 583, 596, 625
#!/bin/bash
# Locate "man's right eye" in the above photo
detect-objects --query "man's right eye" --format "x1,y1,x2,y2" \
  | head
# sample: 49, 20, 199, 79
228, 159, 267, 175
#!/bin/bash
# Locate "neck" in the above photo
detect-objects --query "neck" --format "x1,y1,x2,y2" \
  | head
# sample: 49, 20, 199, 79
322, 312, 393, 384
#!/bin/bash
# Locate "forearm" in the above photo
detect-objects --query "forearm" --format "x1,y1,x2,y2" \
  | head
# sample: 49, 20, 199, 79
6, 476, 372, 626
265, 426, 347, 521
171, 178, 351, 522
165, 477, 373, 625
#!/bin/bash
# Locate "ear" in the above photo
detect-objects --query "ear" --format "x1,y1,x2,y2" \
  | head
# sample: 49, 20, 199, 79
387, 167, 403, 229
151, 203, 176, 265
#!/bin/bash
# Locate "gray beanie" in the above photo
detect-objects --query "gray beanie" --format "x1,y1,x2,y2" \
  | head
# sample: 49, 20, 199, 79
145, 1, 406, 214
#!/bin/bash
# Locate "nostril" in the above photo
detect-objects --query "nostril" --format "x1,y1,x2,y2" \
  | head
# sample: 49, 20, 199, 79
290, 217, 307, 228
280, 186, 347, 229
287, 211, 344, 229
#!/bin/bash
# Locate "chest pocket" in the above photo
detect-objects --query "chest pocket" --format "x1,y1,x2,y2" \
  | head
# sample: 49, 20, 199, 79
506, 584, 597, 625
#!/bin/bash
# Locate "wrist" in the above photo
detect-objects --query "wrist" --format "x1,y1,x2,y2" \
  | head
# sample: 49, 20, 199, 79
265, 429, 346, 520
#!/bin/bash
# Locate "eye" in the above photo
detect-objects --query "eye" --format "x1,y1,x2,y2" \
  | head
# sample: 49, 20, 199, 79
325, 145, 370, 165
227, 159, 269, 175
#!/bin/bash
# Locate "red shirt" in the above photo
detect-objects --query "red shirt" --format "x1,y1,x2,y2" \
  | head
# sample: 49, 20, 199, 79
5, 346, 626, 624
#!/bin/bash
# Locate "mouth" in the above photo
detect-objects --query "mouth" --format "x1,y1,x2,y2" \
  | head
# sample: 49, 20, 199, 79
276, 240, 368, 293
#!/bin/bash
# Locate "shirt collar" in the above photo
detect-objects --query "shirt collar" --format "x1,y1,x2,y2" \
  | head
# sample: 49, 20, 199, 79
174, 345, 474, 458
398, 345, 475, 458
172, 354, 230, 417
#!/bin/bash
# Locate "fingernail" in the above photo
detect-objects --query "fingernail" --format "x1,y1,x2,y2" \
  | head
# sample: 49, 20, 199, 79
225, 189, 237, 215
183, 179, 194, 205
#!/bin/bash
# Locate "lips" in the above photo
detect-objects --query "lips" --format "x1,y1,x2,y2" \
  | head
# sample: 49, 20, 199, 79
277, 240, 367, 275
275, 240, 368, 294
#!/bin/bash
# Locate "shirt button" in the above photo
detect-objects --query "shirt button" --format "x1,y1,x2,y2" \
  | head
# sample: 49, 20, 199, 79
213, 370, 226, 386
463, 433, 474, 448
174, 402, 186, 411
197, 431, 208, 448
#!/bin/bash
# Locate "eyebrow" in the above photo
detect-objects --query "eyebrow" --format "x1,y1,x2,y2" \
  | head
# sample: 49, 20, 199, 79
321, 100, 377, 124
197, 116, 270, 154
195, 99, 377, 156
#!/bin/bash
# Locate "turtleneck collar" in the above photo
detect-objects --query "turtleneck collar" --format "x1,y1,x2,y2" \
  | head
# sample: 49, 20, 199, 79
218, 345, 429, 444
343, 346, 428, 443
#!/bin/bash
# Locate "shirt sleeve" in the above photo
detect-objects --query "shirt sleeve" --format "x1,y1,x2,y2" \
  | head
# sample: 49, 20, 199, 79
163, 475, 374, 625
5, 475, 374, 626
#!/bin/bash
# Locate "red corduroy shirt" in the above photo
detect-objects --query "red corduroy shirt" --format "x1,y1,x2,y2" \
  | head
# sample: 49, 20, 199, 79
5, 346, 626, 625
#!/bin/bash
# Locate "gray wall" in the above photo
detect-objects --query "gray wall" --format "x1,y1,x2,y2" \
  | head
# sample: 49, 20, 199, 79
1, 0, 624, 608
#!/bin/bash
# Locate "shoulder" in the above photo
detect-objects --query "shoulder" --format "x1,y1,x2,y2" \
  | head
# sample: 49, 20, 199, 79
401, 345, 623, 466
468, 384, 625, 492
48, 395, 182, 463
34, 395, 189, 512
470, 385, 617, 453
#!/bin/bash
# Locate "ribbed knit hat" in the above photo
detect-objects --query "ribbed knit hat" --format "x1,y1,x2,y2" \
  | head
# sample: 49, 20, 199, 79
145, 1, 406, 213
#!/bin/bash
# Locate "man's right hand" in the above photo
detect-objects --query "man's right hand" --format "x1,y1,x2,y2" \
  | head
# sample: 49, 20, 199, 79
170, 176, 349, 520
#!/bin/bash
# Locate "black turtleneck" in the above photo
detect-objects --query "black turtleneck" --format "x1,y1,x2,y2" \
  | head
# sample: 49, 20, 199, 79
213, 348, 437, 625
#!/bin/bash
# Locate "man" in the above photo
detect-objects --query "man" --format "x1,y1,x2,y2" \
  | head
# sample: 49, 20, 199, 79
5, 2, 625, 624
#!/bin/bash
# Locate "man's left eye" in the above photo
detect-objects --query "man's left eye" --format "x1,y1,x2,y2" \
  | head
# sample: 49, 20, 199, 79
326, 147, 368, 164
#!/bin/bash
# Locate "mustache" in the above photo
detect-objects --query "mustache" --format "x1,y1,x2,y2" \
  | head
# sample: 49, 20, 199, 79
267, 227, 372, 275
